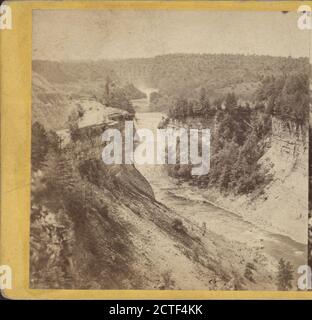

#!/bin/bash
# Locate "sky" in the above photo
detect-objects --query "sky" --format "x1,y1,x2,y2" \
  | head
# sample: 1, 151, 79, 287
32, 9, 311, 61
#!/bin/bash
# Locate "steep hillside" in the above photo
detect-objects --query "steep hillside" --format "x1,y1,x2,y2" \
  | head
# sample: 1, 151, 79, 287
252, 117, 308, 242
31, 122, 271, 290
32, 72, 74, 130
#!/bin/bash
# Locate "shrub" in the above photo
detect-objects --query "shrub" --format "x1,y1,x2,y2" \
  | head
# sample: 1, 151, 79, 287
171, 218, 187, 233
159, 270, 175, 290
244, 263, 255, 282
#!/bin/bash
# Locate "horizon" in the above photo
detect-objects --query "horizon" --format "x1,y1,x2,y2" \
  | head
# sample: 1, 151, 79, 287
32, 51, 310, 63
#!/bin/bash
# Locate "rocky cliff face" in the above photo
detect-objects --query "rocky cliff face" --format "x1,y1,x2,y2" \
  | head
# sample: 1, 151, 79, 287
203, 116, 308, 244
255, 117, 308, 243
269, 117, 307, 174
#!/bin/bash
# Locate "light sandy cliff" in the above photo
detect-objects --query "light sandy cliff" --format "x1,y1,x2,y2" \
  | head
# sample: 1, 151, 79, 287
202, 117, 308, 244
251, 117, 308, 243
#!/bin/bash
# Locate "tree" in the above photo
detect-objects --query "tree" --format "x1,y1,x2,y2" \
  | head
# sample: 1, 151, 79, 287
224, 92, 237, 110
175, 98, 189, 119
105, 75, 112, 105
199, 87, 206, 109
46, 130, 60, 152
257, 72, 309, 123
187, 102, 194, 117
199, 87, 210, 116
67, 108, 81, 143
32, 122, 49, 171
276, 258, 294, 290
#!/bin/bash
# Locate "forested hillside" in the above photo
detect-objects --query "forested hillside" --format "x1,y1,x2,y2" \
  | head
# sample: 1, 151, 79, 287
33, 54, 309, 114
164, 66, 309, 184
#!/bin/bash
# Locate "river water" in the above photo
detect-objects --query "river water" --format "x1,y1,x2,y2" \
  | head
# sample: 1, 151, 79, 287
132, 95, 306, 287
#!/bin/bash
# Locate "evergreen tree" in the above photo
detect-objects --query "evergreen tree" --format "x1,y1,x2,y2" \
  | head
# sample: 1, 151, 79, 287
199, 87, 206, 108
32, 122, 49, 171
199, 87, 210, 116
224, 92, 237, 110
276, 258, 294, 290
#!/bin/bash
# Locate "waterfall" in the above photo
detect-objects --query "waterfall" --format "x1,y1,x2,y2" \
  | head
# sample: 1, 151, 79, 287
139, 87, 158, 104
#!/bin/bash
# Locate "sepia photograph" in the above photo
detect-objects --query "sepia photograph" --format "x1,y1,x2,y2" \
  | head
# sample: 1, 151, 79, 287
29, 8, 310, 291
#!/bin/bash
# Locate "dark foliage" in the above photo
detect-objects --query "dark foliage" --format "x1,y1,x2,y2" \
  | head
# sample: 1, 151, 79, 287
276, 258, 294, 290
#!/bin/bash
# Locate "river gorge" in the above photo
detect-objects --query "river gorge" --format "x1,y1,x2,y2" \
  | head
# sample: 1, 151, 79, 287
132, 92, 306, 289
